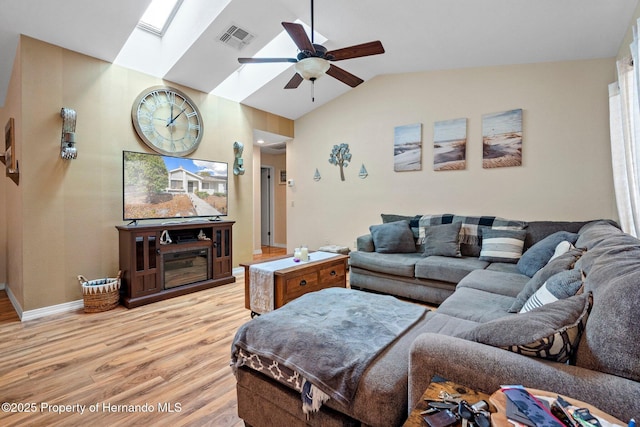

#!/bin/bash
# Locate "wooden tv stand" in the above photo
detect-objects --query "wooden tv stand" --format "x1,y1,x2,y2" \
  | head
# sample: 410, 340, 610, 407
116, 220, 235, 308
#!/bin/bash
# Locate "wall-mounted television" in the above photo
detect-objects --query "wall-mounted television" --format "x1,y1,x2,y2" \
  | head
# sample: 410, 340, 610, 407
123, 150, 228, 222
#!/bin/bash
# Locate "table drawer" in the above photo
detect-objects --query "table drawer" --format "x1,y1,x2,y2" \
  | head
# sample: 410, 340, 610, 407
319, 262, 346, 285
283, 272, 320, 301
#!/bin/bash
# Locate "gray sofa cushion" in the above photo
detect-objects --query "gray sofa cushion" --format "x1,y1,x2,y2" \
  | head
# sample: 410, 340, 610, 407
415, 256, 489, 283
419, 311, 479, 336
485, 262, 521, 274
456, 269, 530, 298
457, 292, 591, 363
370, 220, 415, 253
422, 222, 461, 257
517, 231, 579, 277
350, 251, 421, 278
437, 287, 517, 323
508, 248, 583, 313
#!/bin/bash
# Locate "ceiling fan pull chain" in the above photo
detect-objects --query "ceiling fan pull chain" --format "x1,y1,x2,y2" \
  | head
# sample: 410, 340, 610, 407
311, 79, 315, 102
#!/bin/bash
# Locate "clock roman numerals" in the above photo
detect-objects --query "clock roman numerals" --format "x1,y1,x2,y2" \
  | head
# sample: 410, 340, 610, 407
132, 86, 204, 156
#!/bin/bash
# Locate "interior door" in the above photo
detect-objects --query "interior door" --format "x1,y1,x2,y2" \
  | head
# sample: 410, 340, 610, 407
260, 167, 273, 246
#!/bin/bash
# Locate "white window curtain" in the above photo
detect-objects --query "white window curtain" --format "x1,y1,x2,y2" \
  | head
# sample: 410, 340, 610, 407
609, 20, 640, 237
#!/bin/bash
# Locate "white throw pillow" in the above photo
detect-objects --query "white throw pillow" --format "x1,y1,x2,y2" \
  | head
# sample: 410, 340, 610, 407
549, 240, 575, 262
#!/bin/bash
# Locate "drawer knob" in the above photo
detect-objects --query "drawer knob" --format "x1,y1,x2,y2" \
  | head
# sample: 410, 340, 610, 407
330, 270, 337, 276
299, 279, 307, 286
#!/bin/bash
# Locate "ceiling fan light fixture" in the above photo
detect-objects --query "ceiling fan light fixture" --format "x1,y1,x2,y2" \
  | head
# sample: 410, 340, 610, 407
294, 57, 330, 81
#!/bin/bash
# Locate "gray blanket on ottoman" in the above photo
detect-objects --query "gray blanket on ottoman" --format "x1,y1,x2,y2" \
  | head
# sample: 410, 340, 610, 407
231, 287, 427, 414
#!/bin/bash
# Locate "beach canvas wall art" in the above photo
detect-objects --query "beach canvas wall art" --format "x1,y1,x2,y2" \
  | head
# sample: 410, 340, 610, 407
482, 108, 523, 168
433, 118, 467, 171
394, 123, 422, 171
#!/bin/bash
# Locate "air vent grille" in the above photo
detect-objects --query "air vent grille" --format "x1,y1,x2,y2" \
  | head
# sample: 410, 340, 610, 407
219, 24, 255, 50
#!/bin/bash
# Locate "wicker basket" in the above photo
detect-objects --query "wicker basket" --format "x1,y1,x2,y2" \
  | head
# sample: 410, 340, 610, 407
78, 271, 121, 313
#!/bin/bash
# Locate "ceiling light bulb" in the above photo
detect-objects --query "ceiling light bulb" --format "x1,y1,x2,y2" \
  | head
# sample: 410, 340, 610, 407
294, 57, 330, 81
257, 139, 265, 144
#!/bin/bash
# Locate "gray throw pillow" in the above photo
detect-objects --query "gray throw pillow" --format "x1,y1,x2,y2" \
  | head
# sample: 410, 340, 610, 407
422, 222, 462, 257
517, 231, 579, 277
457, 292, 592, 363
508, 248, 583, 313
520, 269, 583, 313
369, 220, 416, 253
478, 229, 527, 263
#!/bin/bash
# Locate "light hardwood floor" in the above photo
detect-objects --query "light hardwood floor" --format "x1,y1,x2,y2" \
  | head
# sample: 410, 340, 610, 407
0, 276, 251, 426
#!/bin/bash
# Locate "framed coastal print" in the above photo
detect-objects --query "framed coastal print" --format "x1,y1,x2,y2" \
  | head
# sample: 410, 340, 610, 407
394, 123, 422, 172
482, 108, 522, 168
433, 118, 467, 171
279, 169, 287, 185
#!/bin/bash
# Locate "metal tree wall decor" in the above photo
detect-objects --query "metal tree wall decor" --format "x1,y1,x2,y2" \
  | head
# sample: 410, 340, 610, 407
328, 143, 352, 181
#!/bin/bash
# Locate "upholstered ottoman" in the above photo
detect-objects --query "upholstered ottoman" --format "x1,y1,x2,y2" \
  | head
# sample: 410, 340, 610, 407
231, 287, 430, 427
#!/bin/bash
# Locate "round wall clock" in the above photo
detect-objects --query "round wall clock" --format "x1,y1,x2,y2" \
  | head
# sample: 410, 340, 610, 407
131, 85, 203, 156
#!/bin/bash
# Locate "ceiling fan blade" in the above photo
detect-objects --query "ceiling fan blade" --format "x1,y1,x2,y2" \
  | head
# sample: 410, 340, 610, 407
326, 41, 385, 61
284, 73, 304, 89
238, 57, 297, 64
282, 22, 316, 54
326, 64, 364, 88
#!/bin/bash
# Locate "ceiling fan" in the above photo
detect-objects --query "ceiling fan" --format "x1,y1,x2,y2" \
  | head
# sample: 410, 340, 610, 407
237, 0, 385, 95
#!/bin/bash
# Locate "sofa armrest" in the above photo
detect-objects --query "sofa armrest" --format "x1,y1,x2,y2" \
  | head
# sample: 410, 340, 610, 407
409, 333, 639, 422
356, 234, 374, 252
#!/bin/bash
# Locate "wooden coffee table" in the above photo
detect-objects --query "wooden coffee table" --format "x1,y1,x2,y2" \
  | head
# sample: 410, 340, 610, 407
404, 378, 493, 427
241, 252, 348, 316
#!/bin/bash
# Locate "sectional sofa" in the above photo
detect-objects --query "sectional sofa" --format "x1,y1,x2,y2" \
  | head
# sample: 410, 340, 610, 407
231, 217, 640, 426
350, 213, 602, 305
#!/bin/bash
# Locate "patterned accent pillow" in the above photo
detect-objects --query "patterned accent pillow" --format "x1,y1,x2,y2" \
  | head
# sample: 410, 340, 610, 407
479, 229, 527, 263
520, 269, 583, 313
457, 293, 592, 363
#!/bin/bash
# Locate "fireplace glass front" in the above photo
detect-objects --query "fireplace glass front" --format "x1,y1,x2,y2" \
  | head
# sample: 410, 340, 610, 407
163, 247, 211, 289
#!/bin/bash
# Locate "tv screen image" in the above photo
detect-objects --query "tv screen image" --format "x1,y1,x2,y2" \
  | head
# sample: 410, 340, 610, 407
123, 150, 228, 221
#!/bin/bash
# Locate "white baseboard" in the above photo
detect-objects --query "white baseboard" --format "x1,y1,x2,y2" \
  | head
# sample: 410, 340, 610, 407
4, 285, 83, 322
253, 249, 263, 255
0, 282, 5, 290
21, 300, 84, 322
232, 267, 244, 276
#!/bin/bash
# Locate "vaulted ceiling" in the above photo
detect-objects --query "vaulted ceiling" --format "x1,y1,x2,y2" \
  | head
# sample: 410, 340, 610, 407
0, 0, 637, 125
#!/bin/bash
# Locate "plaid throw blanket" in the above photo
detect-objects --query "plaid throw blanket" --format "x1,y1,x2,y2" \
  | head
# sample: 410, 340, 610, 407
415, 214, 527, 245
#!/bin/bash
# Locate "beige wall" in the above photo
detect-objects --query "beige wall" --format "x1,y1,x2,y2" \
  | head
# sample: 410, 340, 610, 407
0, 38, 23, 300
1, 36, 292, 312
288, 58, 618, 251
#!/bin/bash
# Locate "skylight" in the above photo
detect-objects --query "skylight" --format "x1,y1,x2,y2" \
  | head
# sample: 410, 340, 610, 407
137, 0, 183, 37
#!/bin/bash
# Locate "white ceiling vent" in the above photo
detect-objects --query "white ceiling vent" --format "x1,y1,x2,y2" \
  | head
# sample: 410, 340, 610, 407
219, 24, 255, 50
